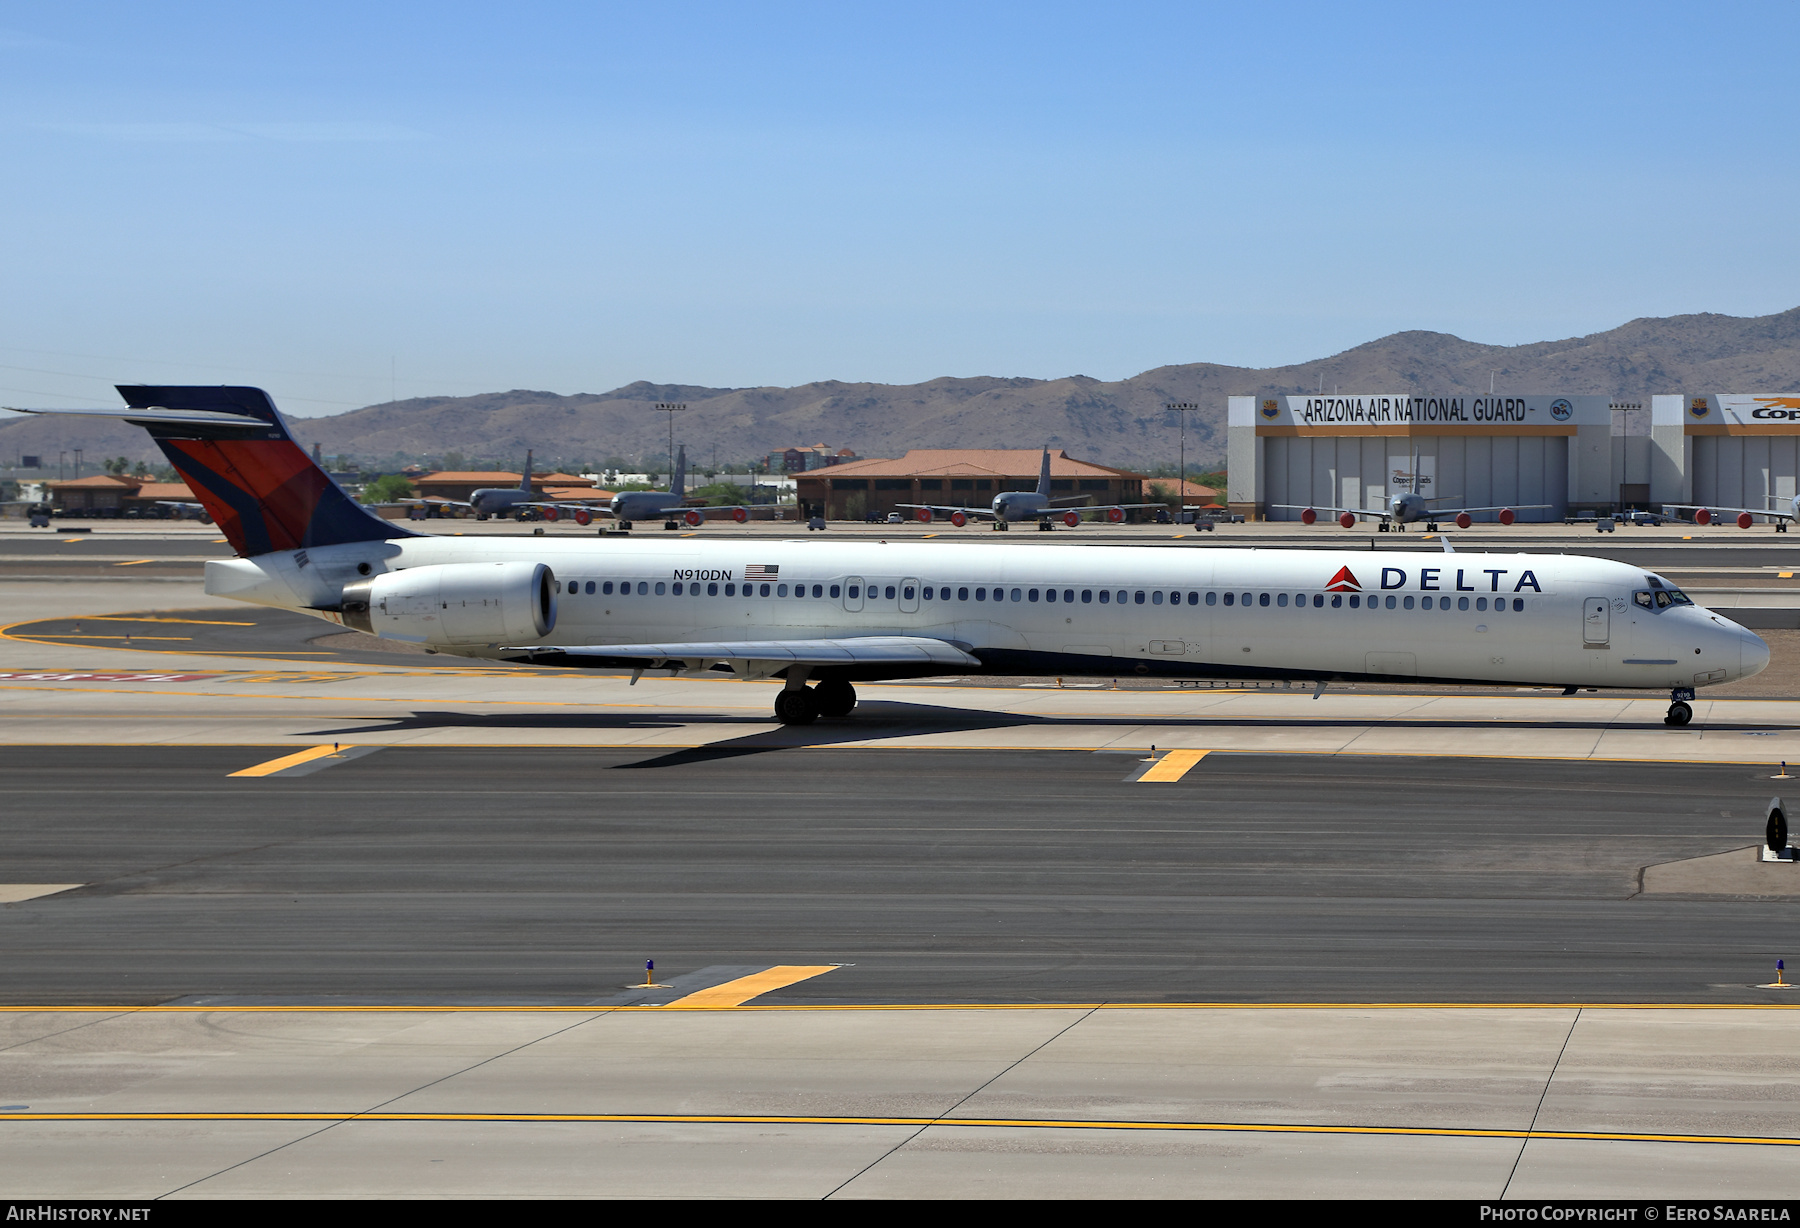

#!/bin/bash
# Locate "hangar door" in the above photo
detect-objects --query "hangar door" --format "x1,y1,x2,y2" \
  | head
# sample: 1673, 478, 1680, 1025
1264, 434, 1567, 522
1692, 434, 1800, 513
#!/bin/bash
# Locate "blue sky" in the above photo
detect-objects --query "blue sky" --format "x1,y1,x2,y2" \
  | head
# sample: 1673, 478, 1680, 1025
1, 2, 1796, 416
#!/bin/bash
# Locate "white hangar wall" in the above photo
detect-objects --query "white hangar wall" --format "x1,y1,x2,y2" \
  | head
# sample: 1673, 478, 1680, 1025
1687, 396, 1800, 512
1262, 432, 1569, 523
1223, 393, 1781, 521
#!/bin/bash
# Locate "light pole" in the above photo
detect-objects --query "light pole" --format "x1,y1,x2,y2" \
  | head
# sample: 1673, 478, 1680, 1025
1166, 402, 1200, 521
654, 402, 686, 485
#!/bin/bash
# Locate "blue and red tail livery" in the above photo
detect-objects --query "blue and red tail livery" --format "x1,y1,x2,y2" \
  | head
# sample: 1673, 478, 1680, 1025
118, 385, 415, 557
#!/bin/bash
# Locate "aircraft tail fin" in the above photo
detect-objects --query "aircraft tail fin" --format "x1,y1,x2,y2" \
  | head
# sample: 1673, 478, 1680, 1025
519, 450, 534, 492
11, 386, 417, 557
1037, 446, 1052, 497
674, 445, 686, 498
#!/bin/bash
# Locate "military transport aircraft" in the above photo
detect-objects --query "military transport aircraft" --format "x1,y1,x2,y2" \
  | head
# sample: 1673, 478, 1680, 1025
897, 447, 1171, 529
8, 387, 1768, 731
1663, 494, 1800, 533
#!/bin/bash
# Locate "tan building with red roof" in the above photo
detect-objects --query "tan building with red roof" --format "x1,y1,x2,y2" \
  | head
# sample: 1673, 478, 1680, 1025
45, 475, 202, 516
795, 449, 1146, 520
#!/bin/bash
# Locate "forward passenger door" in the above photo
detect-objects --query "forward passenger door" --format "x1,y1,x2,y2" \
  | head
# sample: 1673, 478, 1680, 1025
1582, 597, 1610, 648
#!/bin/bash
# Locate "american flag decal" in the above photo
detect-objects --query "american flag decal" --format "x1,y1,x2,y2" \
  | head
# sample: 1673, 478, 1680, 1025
745, 564, 779, 580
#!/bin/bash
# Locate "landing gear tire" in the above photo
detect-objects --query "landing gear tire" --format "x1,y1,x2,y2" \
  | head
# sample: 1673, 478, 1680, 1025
1665, 700, 1693, 727
1426, 521, 1439, 532
774, 687, 819, 726
815, 681, 857, 719
619, 520, 633, 531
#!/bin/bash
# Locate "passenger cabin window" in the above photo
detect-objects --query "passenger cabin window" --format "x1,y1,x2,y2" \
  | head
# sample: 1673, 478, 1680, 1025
830, 585, 841, 598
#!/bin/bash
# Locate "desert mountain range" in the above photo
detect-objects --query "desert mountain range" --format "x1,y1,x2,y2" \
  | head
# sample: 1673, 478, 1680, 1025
8, 306, 1800, 473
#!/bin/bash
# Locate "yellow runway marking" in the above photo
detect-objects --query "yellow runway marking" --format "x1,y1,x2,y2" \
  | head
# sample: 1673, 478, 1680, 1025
81, 616, 257, 626
59, 538, 89, 543
42, 635, 192, 641
1137, 749, 1210, 781
1783, 572, 1795, 579
665, 965, 840, 1007
112, 559, 155, 566
228, 744, 349, 777
2, 1000, 1800, 1014
0, 1111, 1791, 1147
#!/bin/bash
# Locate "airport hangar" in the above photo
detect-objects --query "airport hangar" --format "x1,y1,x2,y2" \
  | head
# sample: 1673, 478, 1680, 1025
1225, 392, 1800, 522
795, 448, 1149, 520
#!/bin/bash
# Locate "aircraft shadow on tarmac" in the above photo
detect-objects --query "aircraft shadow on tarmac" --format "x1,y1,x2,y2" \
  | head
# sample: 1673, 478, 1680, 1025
296, 699, 1757, 769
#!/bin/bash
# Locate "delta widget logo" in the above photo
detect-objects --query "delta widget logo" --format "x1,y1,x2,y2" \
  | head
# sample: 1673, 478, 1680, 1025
1325, 566, 1361, 592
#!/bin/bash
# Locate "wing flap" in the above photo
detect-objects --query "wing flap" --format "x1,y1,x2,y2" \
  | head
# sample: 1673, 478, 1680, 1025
505, 634, 980, 668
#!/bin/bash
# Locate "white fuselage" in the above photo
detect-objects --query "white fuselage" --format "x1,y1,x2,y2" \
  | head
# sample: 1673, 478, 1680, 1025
207, 537, 1769, 690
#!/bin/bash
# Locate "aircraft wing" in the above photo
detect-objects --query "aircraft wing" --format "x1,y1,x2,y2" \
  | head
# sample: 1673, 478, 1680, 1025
1664, 503, 1797, 522
503, 635, 981, 671
1433, 503, 1553, 516
1039, 501, 1172, 516
896, 503, 994, 519
1269, 503, 1391, 521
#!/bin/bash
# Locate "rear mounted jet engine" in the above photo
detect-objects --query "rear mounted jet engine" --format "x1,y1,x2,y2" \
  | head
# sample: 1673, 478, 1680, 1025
339, 562, 557, 646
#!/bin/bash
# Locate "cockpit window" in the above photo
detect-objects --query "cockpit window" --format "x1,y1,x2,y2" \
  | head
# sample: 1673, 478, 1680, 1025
1645, 575, 1665, 589
1668, 589, 1692, 606
1654, 590, 1673, 608
1634, 591, 1654, 609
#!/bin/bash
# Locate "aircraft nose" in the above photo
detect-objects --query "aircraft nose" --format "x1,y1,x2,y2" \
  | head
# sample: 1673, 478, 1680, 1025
1741, 628, 1771, 679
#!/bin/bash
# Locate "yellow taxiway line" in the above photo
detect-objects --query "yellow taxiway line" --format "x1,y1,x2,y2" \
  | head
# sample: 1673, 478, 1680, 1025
0, 1111, 1789, 1147
227, 744, 349, 777
1136, 748, 1210, 781
664, 966, 839, 1007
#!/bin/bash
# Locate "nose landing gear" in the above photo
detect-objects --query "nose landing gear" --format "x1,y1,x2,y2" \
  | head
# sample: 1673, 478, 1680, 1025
1665, 687, 1696, 727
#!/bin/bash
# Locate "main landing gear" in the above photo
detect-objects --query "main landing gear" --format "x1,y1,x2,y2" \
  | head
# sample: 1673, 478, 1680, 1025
773, 678, 858, 725
1665, 687, 1695, 727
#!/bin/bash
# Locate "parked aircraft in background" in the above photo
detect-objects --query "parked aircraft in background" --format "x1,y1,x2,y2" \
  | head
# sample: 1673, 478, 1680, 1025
593, 446, 759, 530
898, 447, 1171, 529
10, 387, 1769, 733
1274, 456, 1550, 531
1664, 494, 1800, 532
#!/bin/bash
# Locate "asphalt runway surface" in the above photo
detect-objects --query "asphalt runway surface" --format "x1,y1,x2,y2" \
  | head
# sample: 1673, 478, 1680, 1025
4, 745, 1795, 1006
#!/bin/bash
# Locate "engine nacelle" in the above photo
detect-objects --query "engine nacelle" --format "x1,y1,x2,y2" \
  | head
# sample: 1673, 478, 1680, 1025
340, 562, 556, 646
